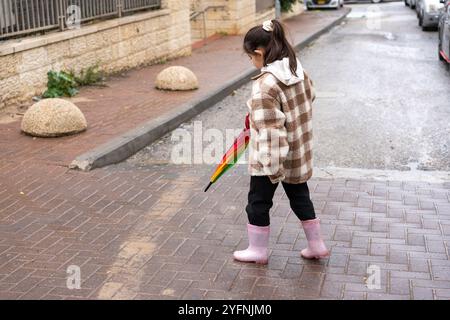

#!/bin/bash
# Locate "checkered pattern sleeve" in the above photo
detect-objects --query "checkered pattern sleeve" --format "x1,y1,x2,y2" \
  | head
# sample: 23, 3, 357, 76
250, 90, 289, 184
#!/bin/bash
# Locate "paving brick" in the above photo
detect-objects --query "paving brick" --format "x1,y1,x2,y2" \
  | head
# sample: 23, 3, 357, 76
48, 287, 95, 298
146, 269, 177, 287
367, 292, 410, 300
18, 285, 54, 300
390, 271, 431, 280
320, 280, 344, 299
389, 277, 411, 296
158, 279, 191, 298
0, 290, 24, 300
431, 265, 450, 281
0, 267, 36, 284
273, 283, 316, 299
230, 277, 257, 294
181, 288, 207, 299
280, 262, 303, 279
343, 290, 366, 300
412, 286, 435, 300
434, 288, 450, 299
370, 243, 388, 256
409, 258, 430, 273
407, 233, 425, 246
9, 276, 43, 293
346, 260, 368, 276
408, 251, 448, 260
426, 239, 447, 254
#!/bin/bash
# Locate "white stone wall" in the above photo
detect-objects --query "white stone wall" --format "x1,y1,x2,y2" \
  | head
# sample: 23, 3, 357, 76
0, 0, 191, 112
190, 0, 275, 43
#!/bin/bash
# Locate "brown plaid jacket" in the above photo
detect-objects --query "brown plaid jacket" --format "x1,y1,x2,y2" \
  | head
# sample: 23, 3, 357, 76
247, 69, 316, 184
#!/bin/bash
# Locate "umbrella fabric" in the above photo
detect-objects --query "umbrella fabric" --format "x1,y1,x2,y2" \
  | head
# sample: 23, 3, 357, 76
204, 114, 250, 192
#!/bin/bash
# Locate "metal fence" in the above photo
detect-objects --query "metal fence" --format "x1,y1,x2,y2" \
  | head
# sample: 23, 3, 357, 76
0, 0, 161, 40
255, 0, 274, 13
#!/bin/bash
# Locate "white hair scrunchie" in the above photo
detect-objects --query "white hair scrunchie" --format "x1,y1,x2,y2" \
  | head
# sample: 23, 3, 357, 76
262, 20, 273, 32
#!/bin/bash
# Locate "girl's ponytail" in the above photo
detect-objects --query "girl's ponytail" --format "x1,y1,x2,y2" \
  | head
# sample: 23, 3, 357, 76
243, 19, 298, 76
265, 20, 298, 77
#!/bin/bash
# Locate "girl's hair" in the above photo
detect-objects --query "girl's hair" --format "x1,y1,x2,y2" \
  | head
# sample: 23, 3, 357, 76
243, 20, 298, 76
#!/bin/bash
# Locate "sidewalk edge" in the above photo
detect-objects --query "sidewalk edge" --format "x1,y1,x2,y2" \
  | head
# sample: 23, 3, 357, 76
70, 7, 351, 171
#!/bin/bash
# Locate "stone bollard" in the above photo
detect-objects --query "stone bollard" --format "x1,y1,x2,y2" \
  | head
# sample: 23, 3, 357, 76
155, 66, 199, 91
21, 98, 87, 137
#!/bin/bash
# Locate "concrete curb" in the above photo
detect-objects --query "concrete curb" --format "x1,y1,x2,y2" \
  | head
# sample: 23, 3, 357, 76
70, 7, 351, 171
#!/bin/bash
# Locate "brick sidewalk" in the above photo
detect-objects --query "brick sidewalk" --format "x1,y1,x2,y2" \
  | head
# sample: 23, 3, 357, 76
0, 162, 449, 300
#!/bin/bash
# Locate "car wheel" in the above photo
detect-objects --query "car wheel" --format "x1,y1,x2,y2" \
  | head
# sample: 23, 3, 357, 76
405, 0, 409, 6
411, 4, 416, 9
419, 15, 423, 26
372, 0, 382, 3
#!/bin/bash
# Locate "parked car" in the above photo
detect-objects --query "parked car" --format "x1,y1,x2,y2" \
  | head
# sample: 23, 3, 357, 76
438, 0, 450, 64
306, 0, 344, 9
416, 0, 423, 16
343, 0, 383, 3
418, 0, 444, 30
405, 0, 417, 9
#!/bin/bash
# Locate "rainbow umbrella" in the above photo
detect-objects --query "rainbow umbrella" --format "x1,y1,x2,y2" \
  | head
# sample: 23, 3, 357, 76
204, 116, 250, 192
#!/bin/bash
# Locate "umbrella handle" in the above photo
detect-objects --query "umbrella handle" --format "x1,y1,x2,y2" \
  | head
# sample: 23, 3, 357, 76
204, 181, 213, 192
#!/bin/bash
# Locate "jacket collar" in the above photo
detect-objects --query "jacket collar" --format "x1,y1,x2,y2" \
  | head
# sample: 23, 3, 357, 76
251, 72, 267, 81
251, 57, 304, 85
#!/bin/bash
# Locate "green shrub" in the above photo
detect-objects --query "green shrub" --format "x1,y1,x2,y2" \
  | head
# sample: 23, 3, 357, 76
71, 63, 105, 86
42, 63, 105, 99
42, 70, 78, 98
280, 0, 301, 12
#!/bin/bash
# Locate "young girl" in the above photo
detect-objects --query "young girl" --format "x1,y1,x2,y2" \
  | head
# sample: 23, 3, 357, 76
233, 19, 329, 264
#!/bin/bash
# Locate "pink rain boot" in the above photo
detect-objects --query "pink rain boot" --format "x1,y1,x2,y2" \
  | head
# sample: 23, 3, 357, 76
233, 224, 269, 265
300, 218, 330, 259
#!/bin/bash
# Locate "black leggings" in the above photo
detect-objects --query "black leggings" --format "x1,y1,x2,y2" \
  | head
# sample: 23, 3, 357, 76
246, 176, 316, 227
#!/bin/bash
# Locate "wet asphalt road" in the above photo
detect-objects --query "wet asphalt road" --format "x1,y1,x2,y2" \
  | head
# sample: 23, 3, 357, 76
125, 2, 450, 175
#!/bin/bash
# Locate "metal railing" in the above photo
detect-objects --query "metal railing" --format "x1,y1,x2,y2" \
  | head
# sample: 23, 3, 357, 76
0, 0, 161, 40
190, 5, 225, 40
255, 0, 275, 13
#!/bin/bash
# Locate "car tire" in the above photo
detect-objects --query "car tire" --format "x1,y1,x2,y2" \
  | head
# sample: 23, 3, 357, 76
419, 15, 423, 26
405, 0, 409, 6
411, 5, 416, 9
